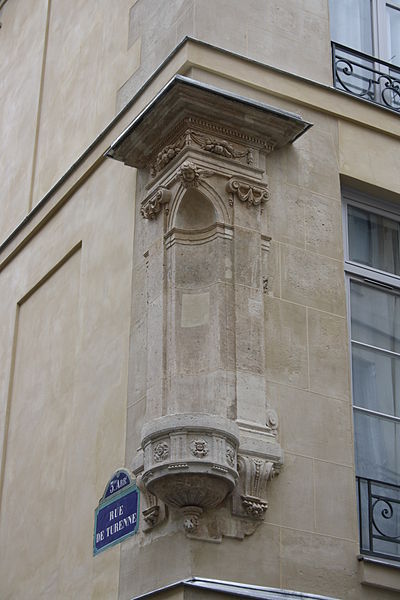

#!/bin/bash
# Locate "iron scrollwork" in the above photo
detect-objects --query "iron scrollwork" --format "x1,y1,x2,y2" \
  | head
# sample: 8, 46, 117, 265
332, 42, 400, 112
357, 476, 400, 562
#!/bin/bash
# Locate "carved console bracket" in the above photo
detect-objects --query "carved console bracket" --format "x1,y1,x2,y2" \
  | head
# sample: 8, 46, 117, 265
133, 453, 167, 532
141, 188, 171, 219
231, 418, 283, 528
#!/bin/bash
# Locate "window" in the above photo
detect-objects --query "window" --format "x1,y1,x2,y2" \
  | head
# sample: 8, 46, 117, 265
344, 190, 400, 561
329, 0, 400, 111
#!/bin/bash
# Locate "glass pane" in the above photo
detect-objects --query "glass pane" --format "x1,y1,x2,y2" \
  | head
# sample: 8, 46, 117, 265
329, 0, 373, 53
352, 343, 400, 417
348, 205, 400, 275
354, 410, 400, 485
350, 280, 400, 353
387, 5, 400, 67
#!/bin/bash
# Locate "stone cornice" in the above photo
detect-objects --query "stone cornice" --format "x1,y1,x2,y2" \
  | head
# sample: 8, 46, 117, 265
106, 75, 312, 170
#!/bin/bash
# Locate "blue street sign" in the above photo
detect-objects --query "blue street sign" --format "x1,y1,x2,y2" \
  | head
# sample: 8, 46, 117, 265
94, 469, 139, 555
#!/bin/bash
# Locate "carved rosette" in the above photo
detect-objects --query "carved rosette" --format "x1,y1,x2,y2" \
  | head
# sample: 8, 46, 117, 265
141, 414, 239, 511
266, 408, 279, 436
153, 442, 169, 462
141, 188, 171, 219
190, 439, 209, 458
226, 178, 269, 208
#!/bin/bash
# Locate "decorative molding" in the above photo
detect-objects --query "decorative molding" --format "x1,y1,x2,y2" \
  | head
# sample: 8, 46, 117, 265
241, 495, 269, 519
141, 187, 171, 219
149, 117, 273, 176
108, 76, 312, 172
151, 137, 186, 176
164, 223, 234, 251
226, 445, 236, 468
189, 130, 254, 164
226, 178, 269, 207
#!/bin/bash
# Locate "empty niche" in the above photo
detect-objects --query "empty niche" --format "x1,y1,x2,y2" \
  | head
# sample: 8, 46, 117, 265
175, 188, 216, 231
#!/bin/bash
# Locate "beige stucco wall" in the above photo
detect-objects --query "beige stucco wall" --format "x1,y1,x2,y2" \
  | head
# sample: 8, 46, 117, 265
1, 2, 400, 600
0, 0, 140, 242
0, 0, 48, 242
0, 158, 135, 599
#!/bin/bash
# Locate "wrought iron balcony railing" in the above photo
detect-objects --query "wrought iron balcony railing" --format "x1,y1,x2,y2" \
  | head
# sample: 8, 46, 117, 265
357, 476, 400, 562
332, 42, 400, 112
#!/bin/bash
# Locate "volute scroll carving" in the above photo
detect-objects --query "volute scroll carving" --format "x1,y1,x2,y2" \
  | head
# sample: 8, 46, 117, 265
141, 187, 171, 220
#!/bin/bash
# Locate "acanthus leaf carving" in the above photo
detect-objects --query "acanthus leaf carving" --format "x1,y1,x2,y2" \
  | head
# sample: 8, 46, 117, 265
226, 178, 269, 208
232, 455, 276, 521
141, 187, 171, 220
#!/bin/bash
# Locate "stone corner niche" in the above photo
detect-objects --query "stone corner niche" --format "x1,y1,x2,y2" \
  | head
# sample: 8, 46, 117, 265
107, 75, 312, 540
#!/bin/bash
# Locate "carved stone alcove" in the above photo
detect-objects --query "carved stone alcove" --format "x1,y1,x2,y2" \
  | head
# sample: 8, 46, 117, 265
107, 75, 312, 540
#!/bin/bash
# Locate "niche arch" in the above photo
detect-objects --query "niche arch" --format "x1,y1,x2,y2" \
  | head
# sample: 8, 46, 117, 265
167, 180, 231, 233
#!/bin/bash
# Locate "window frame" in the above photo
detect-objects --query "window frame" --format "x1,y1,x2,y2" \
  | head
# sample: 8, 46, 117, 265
330, 0, 400, 64
344, 188, 400, 560
343, 187, 400, 449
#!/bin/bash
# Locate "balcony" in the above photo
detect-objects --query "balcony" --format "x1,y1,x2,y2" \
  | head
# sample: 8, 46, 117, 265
357, 476, 400, 562
332, 42, 400, 113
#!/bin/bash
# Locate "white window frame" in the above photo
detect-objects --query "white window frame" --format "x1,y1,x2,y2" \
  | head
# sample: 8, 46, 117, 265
330, 0, 400, 64
343, 187, 400, 442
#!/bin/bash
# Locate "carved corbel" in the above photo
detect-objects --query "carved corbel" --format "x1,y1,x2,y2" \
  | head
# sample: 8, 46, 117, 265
135, 472, 167, 532
226, 178, 269, 208
232, 455, 276, 520
141, 187, 171, 220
